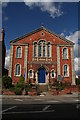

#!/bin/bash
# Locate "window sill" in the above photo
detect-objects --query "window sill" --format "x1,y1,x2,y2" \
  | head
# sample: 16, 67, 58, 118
47, 57, 52, 59
63, 76, 69, 78
29, 77, 33, 79
62, 58, 69, 60
51, 77, 55, 79
15, 75, 21, 77
33, 56, 52, 58
16, 57, 22, 59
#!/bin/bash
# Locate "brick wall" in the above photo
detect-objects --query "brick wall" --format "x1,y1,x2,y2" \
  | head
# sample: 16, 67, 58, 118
11, 29, 74, 84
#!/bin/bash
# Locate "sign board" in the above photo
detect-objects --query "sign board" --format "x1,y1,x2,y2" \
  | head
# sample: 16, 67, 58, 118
58, 75, 63, 81
24, 73, 25, 78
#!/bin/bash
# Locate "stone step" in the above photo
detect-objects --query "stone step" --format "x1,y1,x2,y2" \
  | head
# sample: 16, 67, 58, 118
36, 84, 48, 92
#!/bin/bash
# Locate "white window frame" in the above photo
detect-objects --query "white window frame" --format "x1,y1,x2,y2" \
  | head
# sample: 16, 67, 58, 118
33, 42, 37, 57
15, 63, 21, 77
38, 43, 42, 57
47, 42, 51, 58
63, 64, 69, 77
38, 40, 46, 57
62, 47, 69, 59
41, 32, 45, 36
16, 46, 22, 58
43, 42, 46, 57
29, 69, 34, 78
51, 69, 56, 78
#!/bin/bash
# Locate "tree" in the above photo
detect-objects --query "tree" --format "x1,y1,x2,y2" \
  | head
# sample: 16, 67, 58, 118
2, 75, 12, 89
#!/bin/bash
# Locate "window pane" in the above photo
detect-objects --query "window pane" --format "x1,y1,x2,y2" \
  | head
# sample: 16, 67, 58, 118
39, 45, 41, 57
34, 43, 37, 57
48, 45, 50, 57
16, 47, 21, 58
63, 48, 67, 59
64, 65, 68, 76
16, 64, 20, 75
43, 46, 45, 57
52, 70, 54, 77
29, 70, 32, 77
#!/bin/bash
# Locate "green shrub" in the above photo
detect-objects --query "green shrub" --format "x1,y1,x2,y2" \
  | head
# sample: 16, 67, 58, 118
2, 75, 12, 89
14, 75, 25, 95
16, 82, 24, 90
76, 78, 80, 85
61, 85, 65, 90
14, 87, 22, 95
56, 85, 64, 91
9, 84, 15, 91
19, 75, 25, 83
53, 79, 59, 86
64, 81, 71, 88
56, 86, 59, 91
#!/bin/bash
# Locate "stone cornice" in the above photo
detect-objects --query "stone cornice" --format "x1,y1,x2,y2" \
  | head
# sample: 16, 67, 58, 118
28, 61, 57, 64
11, 43, 74, 46
12, 43, 29, 46
56, 44, 74, 47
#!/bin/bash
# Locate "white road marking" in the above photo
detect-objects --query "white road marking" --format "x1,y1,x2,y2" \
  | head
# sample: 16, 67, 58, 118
14, 99, 23, 102
34, 99, 41, 100
42, 105, 51, 111
1, 110, 55, 114
46, 101, 59, 103
40, 95, 44, 96
2, 106, 16, 113
73, 99, 80, 102
76, 104, 80, 109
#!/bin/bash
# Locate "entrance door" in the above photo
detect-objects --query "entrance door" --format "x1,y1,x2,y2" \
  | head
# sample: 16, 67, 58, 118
38, 68, 45, 83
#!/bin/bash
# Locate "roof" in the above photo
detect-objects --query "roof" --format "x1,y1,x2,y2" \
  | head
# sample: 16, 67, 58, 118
10, 26, 74, 45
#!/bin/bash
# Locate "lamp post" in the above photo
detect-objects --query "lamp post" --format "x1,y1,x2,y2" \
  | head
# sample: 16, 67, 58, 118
24, 69, 26, 95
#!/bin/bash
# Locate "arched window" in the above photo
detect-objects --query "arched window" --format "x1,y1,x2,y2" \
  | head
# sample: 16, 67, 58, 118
29, 69, 33, 78
38, 42, 42, 57
63, 48, 68, 59
16, 47, 22, 58
34, 42, 37, 57
15, 64, 21, 76
38, 40, 46, 57
51, 69, 55, 78
43, 42, 45, 57
63, 65, 69, 77
48, 42, 51, 57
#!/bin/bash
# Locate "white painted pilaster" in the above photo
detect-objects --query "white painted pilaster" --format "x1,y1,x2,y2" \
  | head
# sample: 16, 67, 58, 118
71, 46, 76, 85
24, 45, 28, 83
8, 44, 13, 77
57, 46, 61, 76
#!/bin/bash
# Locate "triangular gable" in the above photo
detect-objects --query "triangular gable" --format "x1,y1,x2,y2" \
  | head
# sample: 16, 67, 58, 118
10, 26, 74, 45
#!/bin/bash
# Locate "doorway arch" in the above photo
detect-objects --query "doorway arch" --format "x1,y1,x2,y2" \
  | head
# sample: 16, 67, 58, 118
38, 68, 45, 83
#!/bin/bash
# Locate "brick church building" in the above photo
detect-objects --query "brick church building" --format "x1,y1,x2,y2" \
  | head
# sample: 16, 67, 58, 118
8, 25, 76, 89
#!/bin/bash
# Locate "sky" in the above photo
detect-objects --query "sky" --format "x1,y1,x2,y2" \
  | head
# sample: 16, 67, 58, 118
1, 1, 80, 77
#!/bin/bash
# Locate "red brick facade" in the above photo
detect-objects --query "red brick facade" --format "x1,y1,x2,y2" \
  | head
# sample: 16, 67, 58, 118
8, 26, 76, 87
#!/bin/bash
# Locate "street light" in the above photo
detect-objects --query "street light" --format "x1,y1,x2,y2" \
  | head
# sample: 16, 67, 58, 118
24, 70, 26, 95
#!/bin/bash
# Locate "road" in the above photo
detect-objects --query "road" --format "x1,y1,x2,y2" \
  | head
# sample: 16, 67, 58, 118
1, 93, 80, 119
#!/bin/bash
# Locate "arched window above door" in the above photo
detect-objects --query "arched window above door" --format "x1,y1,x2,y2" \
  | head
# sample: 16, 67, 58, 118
33, 40, 52, 58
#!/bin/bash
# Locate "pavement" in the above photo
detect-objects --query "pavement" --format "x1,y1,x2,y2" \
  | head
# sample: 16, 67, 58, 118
0, 92, 80, 99
1, 92, 80, 99
1, 92, 80, 104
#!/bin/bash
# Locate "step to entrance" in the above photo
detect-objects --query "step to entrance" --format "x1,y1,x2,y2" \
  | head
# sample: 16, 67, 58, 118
37, 84, 48, 92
